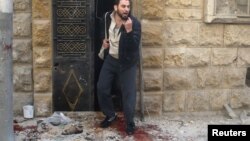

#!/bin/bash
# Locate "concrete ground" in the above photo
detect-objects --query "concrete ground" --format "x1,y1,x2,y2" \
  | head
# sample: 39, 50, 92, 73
13, 110, 250, 141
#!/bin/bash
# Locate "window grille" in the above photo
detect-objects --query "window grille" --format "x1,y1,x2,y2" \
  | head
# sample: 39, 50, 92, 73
236, 0, 250, 17
204, 0, 250, 23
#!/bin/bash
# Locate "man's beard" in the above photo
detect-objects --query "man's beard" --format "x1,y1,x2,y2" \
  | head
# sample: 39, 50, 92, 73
116, 10, 129, 21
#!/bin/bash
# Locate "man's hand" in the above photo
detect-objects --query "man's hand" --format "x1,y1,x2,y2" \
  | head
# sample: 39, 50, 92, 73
123, 17, 132, 33
102, 39, 110, 49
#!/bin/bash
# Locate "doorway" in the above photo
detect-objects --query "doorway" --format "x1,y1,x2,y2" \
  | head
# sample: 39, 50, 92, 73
52, 0, 122, 111
52, 0, 96, 111
94, 0, 123, 111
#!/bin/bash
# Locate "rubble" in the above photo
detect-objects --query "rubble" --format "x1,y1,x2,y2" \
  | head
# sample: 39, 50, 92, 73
240, 110, 250, 124
13, 111, 250, 141
223, 104, 238, 119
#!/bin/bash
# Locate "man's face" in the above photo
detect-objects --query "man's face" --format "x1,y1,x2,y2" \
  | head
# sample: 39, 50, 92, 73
115, 0, 130, 20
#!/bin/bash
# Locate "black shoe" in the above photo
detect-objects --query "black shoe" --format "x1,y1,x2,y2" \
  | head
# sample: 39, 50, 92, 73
100, 115, 117, 128
126, 122, 135, 135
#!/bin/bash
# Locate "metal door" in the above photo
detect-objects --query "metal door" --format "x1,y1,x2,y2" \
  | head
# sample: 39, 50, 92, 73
52, 0, 94, 111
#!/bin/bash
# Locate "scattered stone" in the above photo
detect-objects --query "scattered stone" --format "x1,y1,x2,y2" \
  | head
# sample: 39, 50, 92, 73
13, 112, 244, 141
224, 104, 238, 119
240, 110, 250, 124
61, 124, 83, 135
13, 117, 27, 123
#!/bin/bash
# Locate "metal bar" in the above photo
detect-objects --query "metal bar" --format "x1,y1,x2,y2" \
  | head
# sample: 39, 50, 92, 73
138, 41, 145, 122
136, 0, 144, 122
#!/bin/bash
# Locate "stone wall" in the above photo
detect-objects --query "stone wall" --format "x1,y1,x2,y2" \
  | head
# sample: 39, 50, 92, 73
32, 0, 52, 116
12, 0, 250, 116
13, 0, 52, 116
13, 0, 33, 115
141, 0, 250, 114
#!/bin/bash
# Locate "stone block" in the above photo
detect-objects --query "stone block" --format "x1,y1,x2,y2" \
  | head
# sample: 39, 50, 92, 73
221, 68, 246, 88
165, 9, 202, 21
34, 69, 51, 92
164, 48, 185, 67
208, 89, 230, 110
13, 65, 32, 92
230, 89, 250, 109
143, 70, 163, 91
199, 24, 223, 47
12, 39, 32, 63
33, 21, 51, 47
186, 90, 209, 112
163, 90, 185, 112
238, 48, 250, 67
186, 48, 210, 67
212, 48, 237, 66
224, 25, 250, 47
164, 69, 196, 90
142, 0, 164, 19
138, 92, 162, 115
165, 0, 202, 7
34, 94, 52, 117
197, 68, 222, 89
142, 20, 163, 46
191, 0, 203, 7
33, 48, 52, 68
164, 22, 198, 47
13, 92, 33, 116
32, 0, 50, 19
142, 48, 163, 68
13, 0, 31, 12
13, 13, 31, 37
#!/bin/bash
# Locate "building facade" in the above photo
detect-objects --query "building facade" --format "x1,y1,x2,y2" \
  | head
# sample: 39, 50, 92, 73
12, 0, 250, 116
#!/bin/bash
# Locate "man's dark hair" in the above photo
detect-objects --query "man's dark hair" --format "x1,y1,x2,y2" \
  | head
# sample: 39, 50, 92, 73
114, 0, 132, 6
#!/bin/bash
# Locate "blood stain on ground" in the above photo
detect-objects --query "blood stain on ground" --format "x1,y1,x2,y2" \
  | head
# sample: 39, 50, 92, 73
112, 116, 153, 141
94, 114, 172, 141
13, 124, 37, 133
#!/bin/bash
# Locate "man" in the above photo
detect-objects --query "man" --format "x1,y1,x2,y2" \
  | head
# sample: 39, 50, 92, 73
97, 0, 141, 135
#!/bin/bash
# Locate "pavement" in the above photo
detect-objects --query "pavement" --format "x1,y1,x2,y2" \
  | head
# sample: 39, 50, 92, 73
13, 110, 250, 141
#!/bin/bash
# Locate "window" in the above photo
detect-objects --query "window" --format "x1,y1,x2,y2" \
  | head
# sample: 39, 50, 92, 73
204, 0, 250, 23
236, 0, 250, 17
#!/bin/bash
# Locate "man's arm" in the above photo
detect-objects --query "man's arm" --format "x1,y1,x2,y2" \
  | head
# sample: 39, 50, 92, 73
123, 17, 141, 50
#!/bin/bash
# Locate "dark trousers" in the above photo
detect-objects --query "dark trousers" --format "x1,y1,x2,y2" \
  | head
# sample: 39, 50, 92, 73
97, 55, 137, 124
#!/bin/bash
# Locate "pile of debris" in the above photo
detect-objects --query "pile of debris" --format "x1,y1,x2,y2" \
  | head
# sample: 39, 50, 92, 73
224, 103, 250, 124
14, 112, 83, 140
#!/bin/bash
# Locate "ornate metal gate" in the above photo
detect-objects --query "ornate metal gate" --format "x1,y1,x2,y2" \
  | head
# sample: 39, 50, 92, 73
52, 0, 94, 111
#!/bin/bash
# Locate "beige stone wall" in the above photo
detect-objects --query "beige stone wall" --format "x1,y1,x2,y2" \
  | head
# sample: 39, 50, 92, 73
12, 0, 250, 116
32, 0, 52, 116
142, 0, 250, 115
13, 0, 33, 115
13, 0, 52, 116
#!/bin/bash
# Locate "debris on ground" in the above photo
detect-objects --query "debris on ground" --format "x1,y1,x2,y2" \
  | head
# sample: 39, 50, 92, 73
224, 103, 238, 119
42, 112, 72, 126
13, 111, 250, 141
61, 123, 83, 135
240, 110, 250, 124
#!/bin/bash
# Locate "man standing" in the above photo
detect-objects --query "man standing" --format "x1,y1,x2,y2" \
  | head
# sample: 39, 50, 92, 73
97, 0, 141, 135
